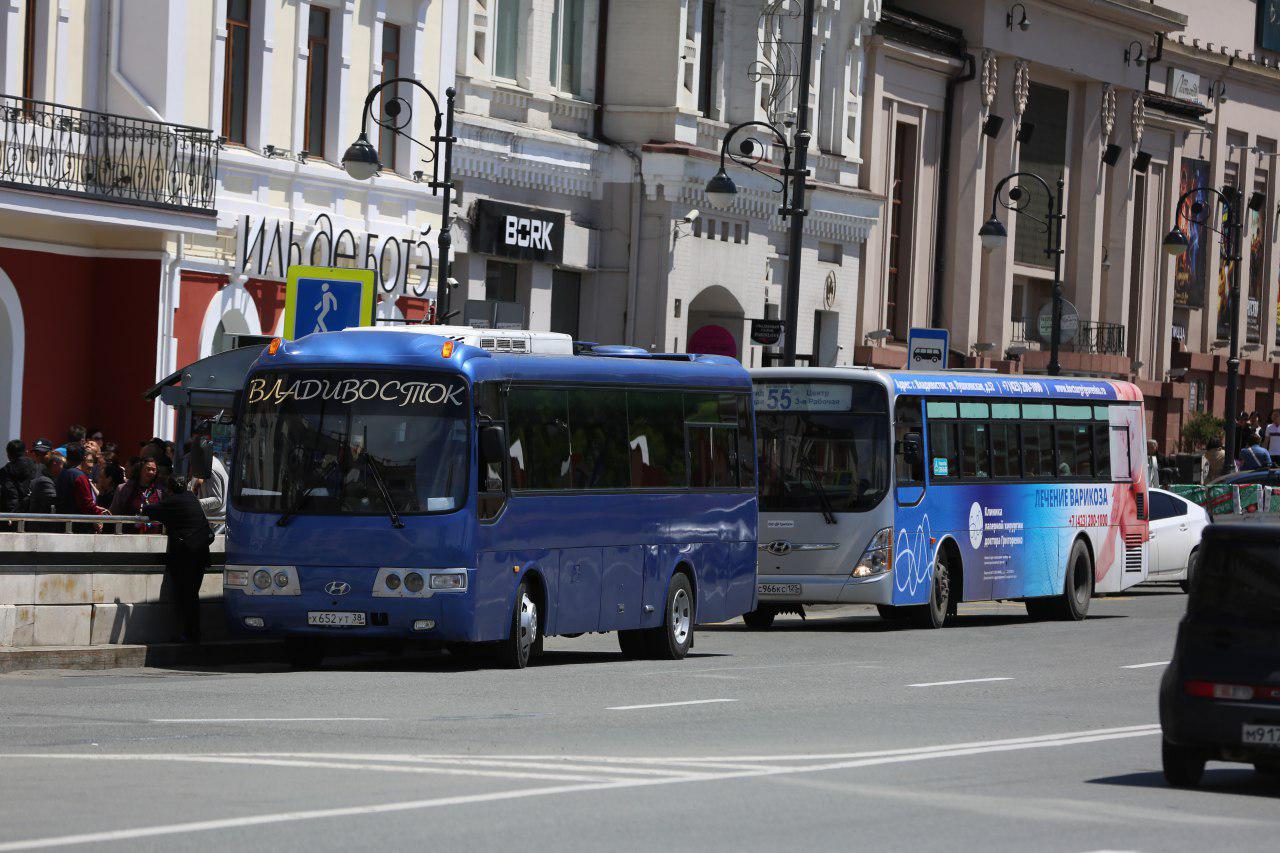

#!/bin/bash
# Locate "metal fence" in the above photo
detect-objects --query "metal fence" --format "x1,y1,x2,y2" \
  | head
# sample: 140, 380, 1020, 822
1010, 317, 1126, 356
0, 96, 218, 214
0, 512, 225, 534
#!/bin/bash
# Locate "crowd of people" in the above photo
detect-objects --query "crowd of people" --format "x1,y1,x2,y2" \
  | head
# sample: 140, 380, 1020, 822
0, 424, 228, 531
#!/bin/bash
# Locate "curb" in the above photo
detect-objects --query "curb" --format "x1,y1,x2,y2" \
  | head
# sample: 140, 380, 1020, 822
0, 640, 288, 674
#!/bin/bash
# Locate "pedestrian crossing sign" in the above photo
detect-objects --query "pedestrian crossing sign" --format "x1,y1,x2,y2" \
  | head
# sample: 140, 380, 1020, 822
283, 266, 377, 340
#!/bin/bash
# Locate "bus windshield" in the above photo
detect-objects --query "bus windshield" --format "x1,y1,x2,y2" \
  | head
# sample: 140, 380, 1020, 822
754, 380, 890, 513
233, 370, 470, 516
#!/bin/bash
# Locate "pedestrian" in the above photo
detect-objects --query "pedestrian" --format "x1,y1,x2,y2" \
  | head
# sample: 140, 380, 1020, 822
1232, 411, 1256, 458
96, 463, 126, 511
140, 475, 212, 644
24, 452, 60, 532
55, 444, 109, 532
1, 440, 37, 528
1265, 410, 1280, 457
100, 441, 119, 468
54, 425, 87, 457
1201, 436, 1227, 484
1238, 434, 1272, 472
1146, 440, 1161, 488
111, 457, 165, 532
29, 438, 51, 476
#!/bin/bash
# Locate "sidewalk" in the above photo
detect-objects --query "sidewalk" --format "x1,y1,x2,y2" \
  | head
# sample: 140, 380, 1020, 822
0, 640, 287, 674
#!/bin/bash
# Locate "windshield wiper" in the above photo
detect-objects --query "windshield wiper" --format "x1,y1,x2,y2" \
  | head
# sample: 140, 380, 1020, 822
800, 457, 838, 525
360, 453, 405, 529
276, 461, 336, 527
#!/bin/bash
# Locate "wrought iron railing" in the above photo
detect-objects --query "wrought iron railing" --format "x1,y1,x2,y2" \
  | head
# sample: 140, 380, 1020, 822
1010, 317, 1126, 355
0, 96, 218, 214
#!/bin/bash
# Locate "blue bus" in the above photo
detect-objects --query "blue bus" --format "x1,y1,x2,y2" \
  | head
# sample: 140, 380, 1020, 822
749, 367, 1150, 628
224, 328, 758, 667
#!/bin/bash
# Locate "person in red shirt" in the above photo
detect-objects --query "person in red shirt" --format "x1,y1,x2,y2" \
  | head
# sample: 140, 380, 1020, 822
54, 445, 109, 532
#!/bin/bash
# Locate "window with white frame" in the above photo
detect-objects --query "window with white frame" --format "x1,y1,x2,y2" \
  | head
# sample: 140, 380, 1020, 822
494, 0, 521, 80
549, 0, 585, 96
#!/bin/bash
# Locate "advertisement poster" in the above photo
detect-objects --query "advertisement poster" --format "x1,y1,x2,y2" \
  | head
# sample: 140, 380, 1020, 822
1248, 207, 1264, 343
1174, 159, 1210, 309
1261, 0, 1280, 53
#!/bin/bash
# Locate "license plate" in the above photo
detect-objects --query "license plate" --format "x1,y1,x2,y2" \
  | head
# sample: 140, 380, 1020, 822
758, 583, 802, 596
307, 611, 366, 627
1242, 724, 1280, 747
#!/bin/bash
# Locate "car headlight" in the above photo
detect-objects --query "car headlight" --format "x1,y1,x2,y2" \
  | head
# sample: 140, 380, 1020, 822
253, 569, 273, 590
851, 528, 893, 578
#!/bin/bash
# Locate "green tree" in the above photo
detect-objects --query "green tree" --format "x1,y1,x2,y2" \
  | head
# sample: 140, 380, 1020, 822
1180, 411, 1224, 452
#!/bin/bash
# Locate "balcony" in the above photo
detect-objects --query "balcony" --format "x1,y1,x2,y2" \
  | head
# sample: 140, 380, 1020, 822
1011, 318, 1126, 356
0, 96, 217, 215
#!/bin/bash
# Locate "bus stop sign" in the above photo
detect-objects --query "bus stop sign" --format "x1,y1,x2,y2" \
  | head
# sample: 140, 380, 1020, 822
907, 327, 949, 369
284, 265, 377, 340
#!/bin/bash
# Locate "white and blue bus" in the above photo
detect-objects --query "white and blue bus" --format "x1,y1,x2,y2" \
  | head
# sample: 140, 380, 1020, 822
748, 367, 1150, 628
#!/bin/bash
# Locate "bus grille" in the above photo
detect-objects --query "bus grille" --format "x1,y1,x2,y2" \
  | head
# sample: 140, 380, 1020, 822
1134, 492, 1146, 520
478, 337, 530, 353
1124, 534, 1145, 572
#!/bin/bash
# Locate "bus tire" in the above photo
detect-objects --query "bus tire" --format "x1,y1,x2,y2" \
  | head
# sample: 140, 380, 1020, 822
1058, 539, 1093, 620
496, 580, 539, 669
742, 606, 775, 630
911, 549, 954, 629
285, 638, 324, 669
645, 573, 694, 660
617, 629, 647, 659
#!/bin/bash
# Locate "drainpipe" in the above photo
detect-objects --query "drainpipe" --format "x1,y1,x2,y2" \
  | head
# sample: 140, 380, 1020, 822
1143, 34, 1164, 92
592, 0, 645, 346
930, 49, 976, 330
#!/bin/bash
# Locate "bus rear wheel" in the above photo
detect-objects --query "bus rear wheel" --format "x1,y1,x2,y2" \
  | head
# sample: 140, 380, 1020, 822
644, 573, 694, 659
1028, 539, 1092, 621
742, 606, 776, 630
911, 550, 953, 629
497, 581, 539, 669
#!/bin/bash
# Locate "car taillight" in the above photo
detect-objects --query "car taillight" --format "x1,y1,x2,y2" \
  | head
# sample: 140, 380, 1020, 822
1185, 680, 1255, 701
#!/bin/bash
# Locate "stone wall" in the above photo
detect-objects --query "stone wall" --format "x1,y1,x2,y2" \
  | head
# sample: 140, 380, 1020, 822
0, 532, 226, 647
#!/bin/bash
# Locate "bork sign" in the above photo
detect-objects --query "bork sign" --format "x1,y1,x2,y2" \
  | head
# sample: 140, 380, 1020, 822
472, 200, 565, 263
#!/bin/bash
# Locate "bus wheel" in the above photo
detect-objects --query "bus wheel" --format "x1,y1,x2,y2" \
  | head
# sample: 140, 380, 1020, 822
497, 581, 538, 669
742, 606, 775, 630
1057, 540, 1093, 620
645, 573, 694, 659
285, 638, 324, 669
911, 551, 953, 629
617, 629, 647, 659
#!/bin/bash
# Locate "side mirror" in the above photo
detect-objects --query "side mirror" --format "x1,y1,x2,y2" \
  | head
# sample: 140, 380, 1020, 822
480, 424, 507, 465
902, 432, 923, 465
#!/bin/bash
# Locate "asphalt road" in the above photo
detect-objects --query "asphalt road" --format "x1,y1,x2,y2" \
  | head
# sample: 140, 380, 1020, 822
2, 587, 1277, 851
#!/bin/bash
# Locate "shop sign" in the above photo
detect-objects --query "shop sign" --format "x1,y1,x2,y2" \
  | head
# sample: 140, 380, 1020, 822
1169, 68, 1202, 103
236, 214, 435, 297
750, 319, 785, 347
471, 200, 565, 263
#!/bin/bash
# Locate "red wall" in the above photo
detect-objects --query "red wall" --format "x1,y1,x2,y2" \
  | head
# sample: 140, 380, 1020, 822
0, 247, 161, 448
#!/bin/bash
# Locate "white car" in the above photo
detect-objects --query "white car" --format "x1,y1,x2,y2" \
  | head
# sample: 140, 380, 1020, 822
1146, 487, 1211, 591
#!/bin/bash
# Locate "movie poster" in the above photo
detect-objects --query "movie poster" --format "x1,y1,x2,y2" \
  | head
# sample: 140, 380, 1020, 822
1248, 207, 1263, 343
1174, 158, 1210, 309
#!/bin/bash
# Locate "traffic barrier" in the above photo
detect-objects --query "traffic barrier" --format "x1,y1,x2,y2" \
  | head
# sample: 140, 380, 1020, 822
1168, 483, 1280, 518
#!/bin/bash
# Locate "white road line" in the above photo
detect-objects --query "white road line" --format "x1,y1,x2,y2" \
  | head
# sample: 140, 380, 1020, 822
908, 677, 1013, 688
240, 753, 712, 779
1120, 661, 1169, 669
0, 723, 1163, 851
149, 717, 388, 723
606, 699, 738, 711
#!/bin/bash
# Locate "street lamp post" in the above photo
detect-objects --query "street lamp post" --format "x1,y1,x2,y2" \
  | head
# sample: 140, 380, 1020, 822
342, 78, 457, 325
977, 172, 1067, 375
1162, 185, 1244, 460
703, 0, 815, 367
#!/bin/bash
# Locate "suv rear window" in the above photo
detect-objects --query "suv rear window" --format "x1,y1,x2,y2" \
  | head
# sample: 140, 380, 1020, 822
1191, 542, 1280, 624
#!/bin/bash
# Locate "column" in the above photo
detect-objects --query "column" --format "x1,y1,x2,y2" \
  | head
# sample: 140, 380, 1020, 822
1101, 90, 1135, 362
521, 263, 554, 331
976, 57, 1019, 356
1066, 82, 1106, 324
938, 63, 989, 350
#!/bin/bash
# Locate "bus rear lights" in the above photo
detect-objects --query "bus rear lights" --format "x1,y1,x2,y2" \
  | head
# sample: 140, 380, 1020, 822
243, 617, 265, 629
412, 619, 436, 632
405, 572, 426, 593
429, 572, 466, 591
1185, 681, 1254, 701
852, 528, 893, 578
253, 570, 273, 590
224, 569, 249, 587
385, 573, 402, 591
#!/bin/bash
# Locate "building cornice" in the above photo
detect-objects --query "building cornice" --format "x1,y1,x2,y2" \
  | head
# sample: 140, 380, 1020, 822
1047, 0, 1186, 34
1163, 40, 1280, 88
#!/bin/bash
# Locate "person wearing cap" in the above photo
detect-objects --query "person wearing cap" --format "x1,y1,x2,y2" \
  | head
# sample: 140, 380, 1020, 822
29, 438, 52, 476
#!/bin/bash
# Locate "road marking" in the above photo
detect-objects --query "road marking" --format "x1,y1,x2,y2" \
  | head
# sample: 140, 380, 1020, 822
149, 717, 389, 723
0, 724, 1162, 850
606, 699, 738, 711
1120, 661, 1169, 669
908, 677, 1013, 688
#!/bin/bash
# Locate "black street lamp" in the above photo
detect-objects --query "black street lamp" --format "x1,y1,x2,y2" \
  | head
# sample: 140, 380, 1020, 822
703, 0, 815, 367
342, 77, 457, 325
1162, 185, 1244, 460
978, 172, 1067, 375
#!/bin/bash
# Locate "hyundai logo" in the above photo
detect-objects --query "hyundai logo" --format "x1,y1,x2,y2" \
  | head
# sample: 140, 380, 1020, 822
324, 581, 350, 596
766, 541, 793, 557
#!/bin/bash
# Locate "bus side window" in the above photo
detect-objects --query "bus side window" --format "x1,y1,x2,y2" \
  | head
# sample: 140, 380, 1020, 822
894, 398, 924, 485
627, 391, 687, 488
927, 422, 959, 480
507, 387, 571, 490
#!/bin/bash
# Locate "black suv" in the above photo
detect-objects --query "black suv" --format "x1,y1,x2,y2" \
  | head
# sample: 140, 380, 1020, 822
1159, 524, 1280, 786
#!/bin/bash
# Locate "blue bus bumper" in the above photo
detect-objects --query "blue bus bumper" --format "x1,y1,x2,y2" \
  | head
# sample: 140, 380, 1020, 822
223, 566, 480, 642
756, 571, 893, 606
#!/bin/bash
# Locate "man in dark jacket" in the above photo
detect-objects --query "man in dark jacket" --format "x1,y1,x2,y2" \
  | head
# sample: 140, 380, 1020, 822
141, 475, 213, 643
1, 439, 35, 508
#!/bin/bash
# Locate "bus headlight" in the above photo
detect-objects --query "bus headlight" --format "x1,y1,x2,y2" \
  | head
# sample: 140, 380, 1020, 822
385, 573, 401, 591
224, 569, 249, 587
253, 570, 273, 590
851, 528, 893, 578
429, 571, 466, 591
404, 572, 425, 593
274, 571, 290, 589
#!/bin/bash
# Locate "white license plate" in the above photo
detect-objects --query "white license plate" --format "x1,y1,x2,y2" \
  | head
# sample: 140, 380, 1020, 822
759, 583, 802, 596
307, 611, 367, 627
1242, 724, 1280, 747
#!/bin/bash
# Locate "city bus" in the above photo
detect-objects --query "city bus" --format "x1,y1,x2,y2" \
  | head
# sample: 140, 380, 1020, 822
748, 367, 1149, 628
225, 328, 758, 668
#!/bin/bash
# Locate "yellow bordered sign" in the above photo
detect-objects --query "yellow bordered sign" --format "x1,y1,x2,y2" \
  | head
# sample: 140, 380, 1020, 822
283, 266, 377, 340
